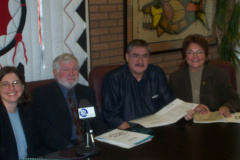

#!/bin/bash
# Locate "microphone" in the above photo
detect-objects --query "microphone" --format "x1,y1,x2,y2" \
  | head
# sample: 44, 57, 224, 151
78, 99, 96, 119
75, 99, 101, 157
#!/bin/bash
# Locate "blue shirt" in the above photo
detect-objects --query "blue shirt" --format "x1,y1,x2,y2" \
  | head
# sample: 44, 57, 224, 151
8, 108, 27, 159
58, 83, 78, 141
102, 63, 175, 129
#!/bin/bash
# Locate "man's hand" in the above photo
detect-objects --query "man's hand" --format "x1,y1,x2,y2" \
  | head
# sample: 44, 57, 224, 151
117, 121, 131, 129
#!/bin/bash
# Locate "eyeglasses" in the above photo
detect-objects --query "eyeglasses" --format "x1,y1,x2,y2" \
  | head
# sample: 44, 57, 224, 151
129, 54, 149, 60
0, 80, 22, 90
186, 50, 205, 56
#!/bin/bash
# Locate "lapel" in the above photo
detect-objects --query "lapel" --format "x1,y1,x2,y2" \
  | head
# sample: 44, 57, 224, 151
0, 104, 18, 156
18, 106, 31, 149
183, 66, 193, 102
75, 84, 84, 108
200, 64, 213, 102
52, 82, 72, 119
74, 84, 94, 108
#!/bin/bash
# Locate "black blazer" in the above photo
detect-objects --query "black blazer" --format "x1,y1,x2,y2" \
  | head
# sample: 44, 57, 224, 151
0, 104, 35, 159
31, 81, 107, 154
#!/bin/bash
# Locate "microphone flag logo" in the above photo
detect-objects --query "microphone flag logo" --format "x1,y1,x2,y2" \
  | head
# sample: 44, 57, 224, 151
78, 107, 96, 119
79, 108, 88, 117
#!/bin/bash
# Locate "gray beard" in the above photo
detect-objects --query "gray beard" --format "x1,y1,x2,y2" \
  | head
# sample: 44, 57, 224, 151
58, 80, 78, 89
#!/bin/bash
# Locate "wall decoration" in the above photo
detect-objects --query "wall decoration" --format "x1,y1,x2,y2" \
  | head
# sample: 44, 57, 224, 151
125, 0, 216, 54
0, 0, 27, 68
0, 0, 90, 85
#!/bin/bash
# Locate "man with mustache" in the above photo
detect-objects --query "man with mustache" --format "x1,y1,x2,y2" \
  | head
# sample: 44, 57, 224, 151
31, 53, 107, 154
102, 39, 175, 129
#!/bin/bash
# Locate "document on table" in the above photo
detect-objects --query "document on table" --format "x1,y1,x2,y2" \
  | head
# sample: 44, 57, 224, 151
194, 111, 240, 123
95, 129, 153, 149
130, 98, 198, 128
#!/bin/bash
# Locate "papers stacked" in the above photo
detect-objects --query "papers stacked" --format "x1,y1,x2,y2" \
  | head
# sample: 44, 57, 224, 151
194, 111, 240, 123
95, 129, 153, 149
130, 99, 198, 128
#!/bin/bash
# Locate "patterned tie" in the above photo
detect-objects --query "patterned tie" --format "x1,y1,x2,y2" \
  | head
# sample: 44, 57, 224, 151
68, 91, 85, 144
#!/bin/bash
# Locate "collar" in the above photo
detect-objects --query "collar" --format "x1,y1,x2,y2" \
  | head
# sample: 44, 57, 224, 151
58, 83, 76, 98
125, 63, 148, 82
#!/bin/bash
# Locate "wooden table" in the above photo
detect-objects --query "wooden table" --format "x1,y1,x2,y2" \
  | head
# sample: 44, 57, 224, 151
43, 119, 240, 160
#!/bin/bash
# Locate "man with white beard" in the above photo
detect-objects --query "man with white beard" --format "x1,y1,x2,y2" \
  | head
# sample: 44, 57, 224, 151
32, 53, 107, 155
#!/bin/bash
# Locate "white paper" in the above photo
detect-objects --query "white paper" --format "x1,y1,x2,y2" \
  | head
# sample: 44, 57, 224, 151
226, 113, 240, 123
130, 98, 198, 128
95, 129, 153, 149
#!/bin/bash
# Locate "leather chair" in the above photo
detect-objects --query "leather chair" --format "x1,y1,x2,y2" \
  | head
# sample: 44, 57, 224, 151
89, 65, 121, 112
180, 60, 237, 91
27, 79, 55, 94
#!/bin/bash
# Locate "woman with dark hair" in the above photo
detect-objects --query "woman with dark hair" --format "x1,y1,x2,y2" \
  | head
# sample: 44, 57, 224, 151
0, 66, 35, 159
170, 34, 240, 120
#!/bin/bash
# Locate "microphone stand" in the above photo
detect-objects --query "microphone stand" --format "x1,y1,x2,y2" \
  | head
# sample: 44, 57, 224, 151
75, 120, 101, 156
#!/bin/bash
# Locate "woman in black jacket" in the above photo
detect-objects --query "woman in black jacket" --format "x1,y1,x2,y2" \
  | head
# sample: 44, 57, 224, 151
0, 66, 36, 159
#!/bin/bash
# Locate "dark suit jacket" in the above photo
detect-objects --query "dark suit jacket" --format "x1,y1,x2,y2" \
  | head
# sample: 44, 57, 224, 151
0, 104, 35, 159
31, 81, 107, 154
169, 64, 240, 112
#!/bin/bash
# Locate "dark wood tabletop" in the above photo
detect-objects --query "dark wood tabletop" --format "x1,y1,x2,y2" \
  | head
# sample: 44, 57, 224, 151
43, 119, 240, 160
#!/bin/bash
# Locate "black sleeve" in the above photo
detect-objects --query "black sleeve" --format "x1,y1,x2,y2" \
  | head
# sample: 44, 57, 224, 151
31, 88, 71, 153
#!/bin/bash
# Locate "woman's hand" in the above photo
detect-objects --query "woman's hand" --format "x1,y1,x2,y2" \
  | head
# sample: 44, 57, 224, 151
219, 106, 231, 117
184, 109, 195, 120
185, 104, 210, 121
194, 104, 210, 114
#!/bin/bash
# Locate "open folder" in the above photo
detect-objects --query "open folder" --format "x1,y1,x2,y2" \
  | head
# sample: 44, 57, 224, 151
194, 111, 240, 123
130, 98, 198, 128
95, 129, 153, 149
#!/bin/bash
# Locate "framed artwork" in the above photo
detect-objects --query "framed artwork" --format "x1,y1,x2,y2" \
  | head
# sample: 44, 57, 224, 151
124, 0, 217, 54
